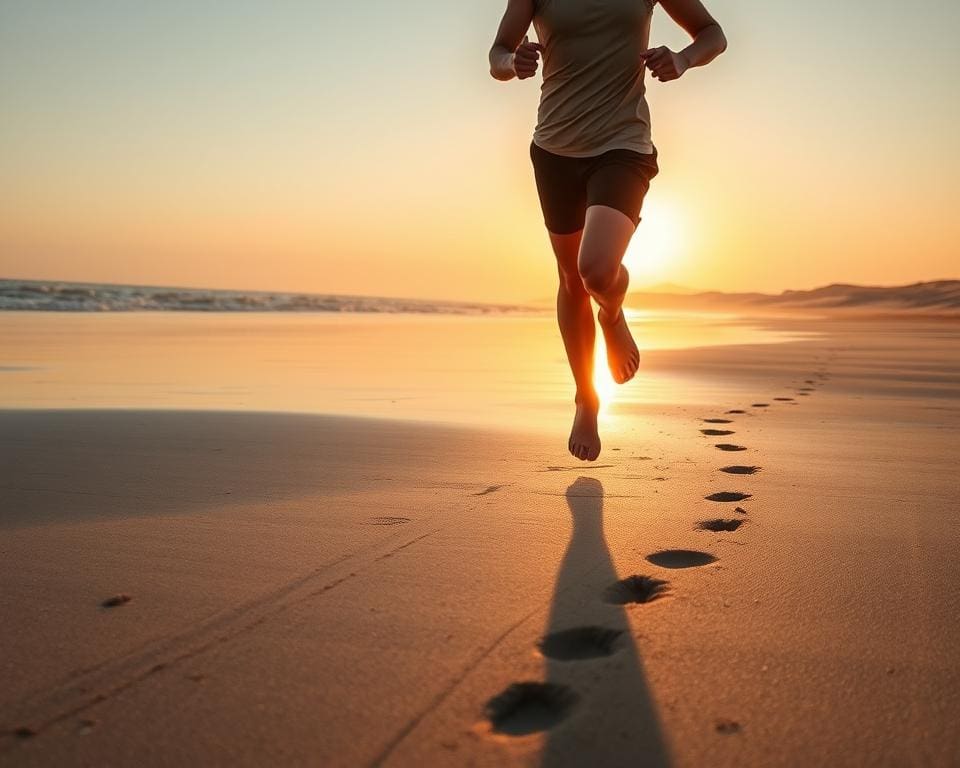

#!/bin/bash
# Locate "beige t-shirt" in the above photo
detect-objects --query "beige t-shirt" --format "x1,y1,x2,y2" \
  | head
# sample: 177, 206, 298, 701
532, 0, 656, 157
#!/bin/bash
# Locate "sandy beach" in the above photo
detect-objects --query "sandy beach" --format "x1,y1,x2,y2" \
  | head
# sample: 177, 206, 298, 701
4, 0, 958, 761
2, 311, 959, 766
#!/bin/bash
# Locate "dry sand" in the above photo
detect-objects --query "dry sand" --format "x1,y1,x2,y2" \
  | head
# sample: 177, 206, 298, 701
1, 315, 959, 766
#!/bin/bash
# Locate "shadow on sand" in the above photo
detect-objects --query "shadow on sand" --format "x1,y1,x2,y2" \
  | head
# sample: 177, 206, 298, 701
540, 476, 671, 766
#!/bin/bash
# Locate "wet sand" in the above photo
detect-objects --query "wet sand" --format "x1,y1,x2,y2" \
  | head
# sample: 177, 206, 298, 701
1, 313, 959, 766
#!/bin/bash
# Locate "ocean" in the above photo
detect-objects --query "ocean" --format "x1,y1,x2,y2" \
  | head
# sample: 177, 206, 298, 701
0, 279, 534, 315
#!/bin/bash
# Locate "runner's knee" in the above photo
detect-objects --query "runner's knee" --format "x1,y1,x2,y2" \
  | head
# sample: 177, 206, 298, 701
557, 260, 588, 296
578, 257, 618, 296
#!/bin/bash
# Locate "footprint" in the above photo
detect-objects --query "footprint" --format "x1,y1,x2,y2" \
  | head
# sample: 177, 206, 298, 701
705, 492, 752, 502
603, 575, 670, 605
715, 444, 748, 452
751, 403, 770, 408
474, 485, 504, 496
697, 519, 745, 532
485, 682, 578, 736
720, 465, 760, 475
773, 397, 794, 402
367, 517, 411, 526
76, 719, 97, 736
716, 718, 742, 735
646, 550, 717, 568
702, 418, 733, 424
537, 626, 623, 661
701, 429, 735, 436
101, 594, 132, 608
726, 409, 747, 414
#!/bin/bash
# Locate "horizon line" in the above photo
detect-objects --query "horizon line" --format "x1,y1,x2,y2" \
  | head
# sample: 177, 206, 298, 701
4, 275, 959, 308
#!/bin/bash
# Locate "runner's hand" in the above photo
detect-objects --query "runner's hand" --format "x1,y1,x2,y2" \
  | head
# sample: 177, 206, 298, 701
513, 35, 544, 79
639, 46, 689, 81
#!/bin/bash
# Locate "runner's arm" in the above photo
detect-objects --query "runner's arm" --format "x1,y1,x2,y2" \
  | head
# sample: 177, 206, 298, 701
660, 0, 727, 70
489, 0, 541, 81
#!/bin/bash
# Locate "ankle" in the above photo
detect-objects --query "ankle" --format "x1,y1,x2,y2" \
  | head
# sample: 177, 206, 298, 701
597, 304, 622, 326
575, 389, 600, 409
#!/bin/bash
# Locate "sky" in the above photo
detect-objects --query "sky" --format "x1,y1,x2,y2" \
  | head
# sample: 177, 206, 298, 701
1, 0, 958, 303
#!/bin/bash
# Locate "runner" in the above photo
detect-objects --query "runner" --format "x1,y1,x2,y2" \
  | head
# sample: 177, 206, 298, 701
489, 0, 727, 460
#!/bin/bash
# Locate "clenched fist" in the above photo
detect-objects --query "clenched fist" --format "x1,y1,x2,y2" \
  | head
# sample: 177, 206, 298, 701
639, 46, 689, 82
513, 35, 544, 79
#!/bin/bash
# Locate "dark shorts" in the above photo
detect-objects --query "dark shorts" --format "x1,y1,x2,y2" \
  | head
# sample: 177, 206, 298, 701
529, 140, 659, 235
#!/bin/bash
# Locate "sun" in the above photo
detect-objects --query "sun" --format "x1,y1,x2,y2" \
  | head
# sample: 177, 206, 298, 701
622, 194, 686, 284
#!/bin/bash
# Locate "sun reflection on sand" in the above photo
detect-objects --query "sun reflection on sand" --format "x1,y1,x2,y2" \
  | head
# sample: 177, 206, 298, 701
592, 339, 618, 415
1, 311, 810, 430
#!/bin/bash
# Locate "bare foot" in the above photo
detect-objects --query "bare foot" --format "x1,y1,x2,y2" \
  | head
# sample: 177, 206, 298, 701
569, 394, 601, 461
598, 307, 639, 384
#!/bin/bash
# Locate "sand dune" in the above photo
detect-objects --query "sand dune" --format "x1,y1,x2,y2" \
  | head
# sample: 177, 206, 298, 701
627, 279, 960, 315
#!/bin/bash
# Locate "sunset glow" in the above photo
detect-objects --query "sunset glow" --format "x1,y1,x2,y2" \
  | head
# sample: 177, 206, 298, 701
624, 195, 686, 284
1, 3, 957, 301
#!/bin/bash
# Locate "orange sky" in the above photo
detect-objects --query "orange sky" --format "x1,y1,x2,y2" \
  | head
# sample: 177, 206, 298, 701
1, 2, 957, 302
